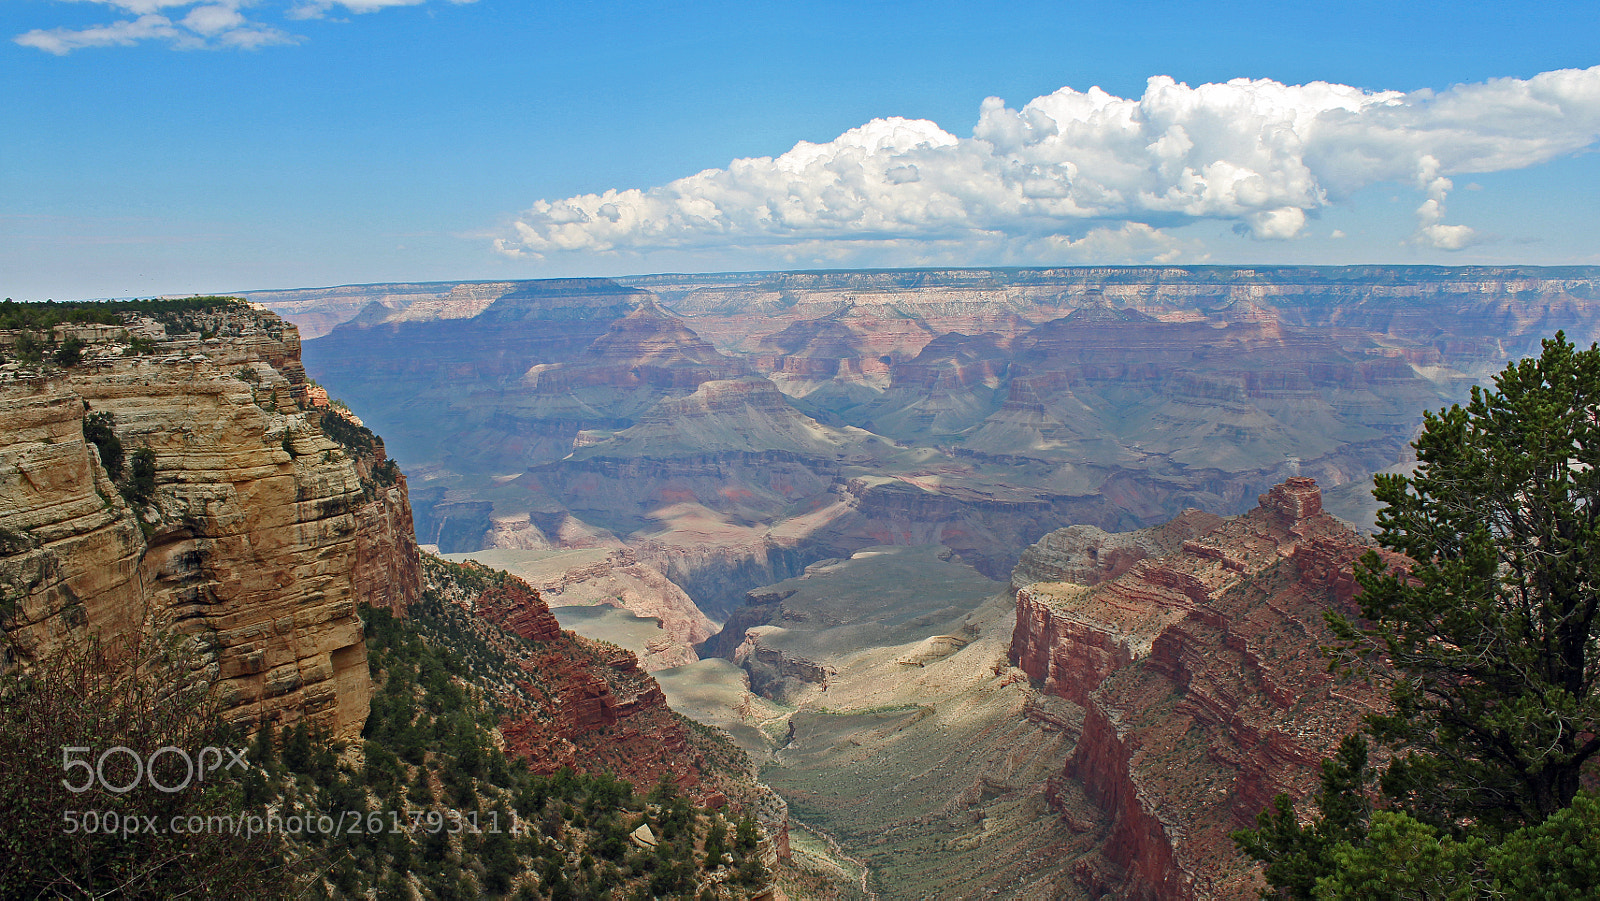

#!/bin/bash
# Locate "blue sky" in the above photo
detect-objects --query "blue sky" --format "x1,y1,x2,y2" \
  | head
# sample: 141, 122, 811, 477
3, 1, 1599, 301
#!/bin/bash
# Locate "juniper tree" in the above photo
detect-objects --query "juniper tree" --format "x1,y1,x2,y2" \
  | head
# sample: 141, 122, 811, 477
1338, 332, 1600, 834
1238, 333, 1600, 897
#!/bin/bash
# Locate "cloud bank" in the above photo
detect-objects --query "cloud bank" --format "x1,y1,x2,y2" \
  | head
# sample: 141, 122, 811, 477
497, 67, 1600, 263
14, 0, 477, 54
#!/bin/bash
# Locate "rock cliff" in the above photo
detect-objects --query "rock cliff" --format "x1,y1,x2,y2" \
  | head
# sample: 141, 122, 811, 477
1010, 478, 1392, 899
418, 557, 781, 829
434, 545, 715, 670
0, 304, 421, 742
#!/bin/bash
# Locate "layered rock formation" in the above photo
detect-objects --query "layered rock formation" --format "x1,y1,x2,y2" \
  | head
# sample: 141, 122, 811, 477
276, 268, 1600, 622
0, 306, 421, 742
419, 557, 783, 834
258, 268, 1600, 720
571, 376, 884, 460
1010, 478, 1392, 899
1010, 510, 1224, 592
436, 545, 715, 670
239, 281, 527, 339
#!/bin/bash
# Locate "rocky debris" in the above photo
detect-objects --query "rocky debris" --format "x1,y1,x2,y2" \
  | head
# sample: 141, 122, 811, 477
0, 307, 422, 742
1009, 478, 1390, 899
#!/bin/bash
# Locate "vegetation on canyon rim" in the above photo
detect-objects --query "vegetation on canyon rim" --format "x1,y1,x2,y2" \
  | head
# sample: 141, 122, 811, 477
0, 597, 765, 900
0, 297, 253, 368
1237, 333, 1600, 898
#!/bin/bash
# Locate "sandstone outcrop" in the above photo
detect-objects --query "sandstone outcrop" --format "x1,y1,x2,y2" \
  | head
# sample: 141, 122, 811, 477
0, 306, 421, 742
1010, 478, 1391, 899
1011, 509, 1224, 592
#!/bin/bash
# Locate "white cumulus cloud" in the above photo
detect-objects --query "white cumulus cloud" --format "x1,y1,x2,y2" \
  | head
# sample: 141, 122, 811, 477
289, 0, 476, 19
13, 0, 476, 52
497, 66, 1600, 263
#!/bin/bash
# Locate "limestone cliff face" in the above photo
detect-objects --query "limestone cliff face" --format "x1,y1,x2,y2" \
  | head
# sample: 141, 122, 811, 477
1009, 479, 1391, 899
0, 307, 421, 742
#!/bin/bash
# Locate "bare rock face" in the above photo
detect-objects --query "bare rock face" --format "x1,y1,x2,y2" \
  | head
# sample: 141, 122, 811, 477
754, 304, 940, 392
0, 308, 422, 742
282, 267, 1600, 663
1012, 509, 1224, 593
428, 558, 754, 811
1009, 478, 1389, 899
451, 546, 716, 669
522, 300, 748, 395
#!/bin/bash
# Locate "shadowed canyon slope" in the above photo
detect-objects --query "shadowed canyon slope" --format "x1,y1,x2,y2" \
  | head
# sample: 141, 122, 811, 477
264, 266, 1598, 628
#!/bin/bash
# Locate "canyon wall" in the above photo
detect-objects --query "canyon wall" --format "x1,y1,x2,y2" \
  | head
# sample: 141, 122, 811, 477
1011, 479, 1393, 899
419, 556, 790, 856
0, 306, 421, 742
268, 267, 1600, 632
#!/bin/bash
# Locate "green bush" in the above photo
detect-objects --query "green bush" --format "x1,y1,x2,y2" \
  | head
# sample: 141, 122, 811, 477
54, 336, 85, 367
13, 331, 44, 365
83, 412, 123, 482
124, 448, 156, 507
0, 631, 290, 899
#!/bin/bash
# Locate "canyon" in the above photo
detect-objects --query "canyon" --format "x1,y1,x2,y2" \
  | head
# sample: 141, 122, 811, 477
0, 302, 786, 891
9, 265, 1596, 897
248, 266, 1600, 897
664, 477, 1389, 898
257, 266, 1598, 628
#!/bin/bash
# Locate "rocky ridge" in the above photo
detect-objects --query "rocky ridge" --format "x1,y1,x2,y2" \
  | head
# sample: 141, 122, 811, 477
1010, 478, 1393, 899
436, 545, 715, 670
0, 305, 422, 742
417, 556, 791, 859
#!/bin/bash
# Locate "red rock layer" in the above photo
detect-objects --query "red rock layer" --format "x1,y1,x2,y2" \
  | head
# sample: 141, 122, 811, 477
438, 562, 741, 808
346, 430, 423, 614
1010, 478, 1390, 899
